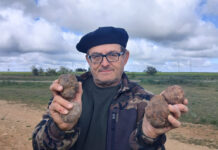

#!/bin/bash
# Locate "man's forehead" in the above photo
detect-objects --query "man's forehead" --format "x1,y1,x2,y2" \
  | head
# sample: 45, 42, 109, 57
88, 44, 121, 54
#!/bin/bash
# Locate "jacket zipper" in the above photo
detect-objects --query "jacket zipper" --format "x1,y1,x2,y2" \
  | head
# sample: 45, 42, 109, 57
111, 109, 117, 150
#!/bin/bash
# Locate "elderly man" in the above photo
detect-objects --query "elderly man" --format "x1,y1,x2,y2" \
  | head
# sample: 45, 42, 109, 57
32, 26, 188, 150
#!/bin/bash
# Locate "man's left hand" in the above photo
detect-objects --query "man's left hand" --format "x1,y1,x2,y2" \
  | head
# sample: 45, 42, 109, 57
142, 99, 189, 138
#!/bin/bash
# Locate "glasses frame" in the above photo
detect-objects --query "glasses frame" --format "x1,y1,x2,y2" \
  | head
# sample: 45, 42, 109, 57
88, 50, 126, 64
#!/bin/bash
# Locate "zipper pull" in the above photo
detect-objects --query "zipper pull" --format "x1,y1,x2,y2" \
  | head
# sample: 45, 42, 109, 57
111, 112, 116, 130
112, 112, 116, 120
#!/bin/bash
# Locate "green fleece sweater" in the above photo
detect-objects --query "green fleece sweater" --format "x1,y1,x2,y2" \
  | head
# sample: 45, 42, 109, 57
74, 77, 120, 150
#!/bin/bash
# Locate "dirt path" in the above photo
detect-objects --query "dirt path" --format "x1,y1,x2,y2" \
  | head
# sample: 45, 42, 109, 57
0, 100, 217, 150
0, 100, 44, 150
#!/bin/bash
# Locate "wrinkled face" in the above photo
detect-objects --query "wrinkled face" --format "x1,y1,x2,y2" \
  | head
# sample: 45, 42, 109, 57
86, 44, 129, 87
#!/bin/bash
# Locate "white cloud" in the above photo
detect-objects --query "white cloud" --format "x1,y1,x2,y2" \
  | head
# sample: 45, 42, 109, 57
201, 0, 218, 15
0, 8, 67, 53
0, 0, 218, 72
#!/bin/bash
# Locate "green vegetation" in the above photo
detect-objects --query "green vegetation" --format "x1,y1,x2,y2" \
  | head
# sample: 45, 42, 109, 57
0, 80, 51, 106
30, 66, 86, 76
126, 72, 218, 127
144, 66, 157, 75
0, 71, 218, 127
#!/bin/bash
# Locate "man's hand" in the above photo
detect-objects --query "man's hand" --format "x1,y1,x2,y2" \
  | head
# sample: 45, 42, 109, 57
142, 99, 188, 138
49, 80, 83, 131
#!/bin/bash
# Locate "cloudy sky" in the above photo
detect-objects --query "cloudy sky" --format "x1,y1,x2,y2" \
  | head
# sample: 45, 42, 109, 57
0, 0, 218, 72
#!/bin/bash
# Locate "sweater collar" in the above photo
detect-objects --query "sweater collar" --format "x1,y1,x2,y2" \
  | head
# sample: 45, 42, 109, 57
78, 71, 130, 93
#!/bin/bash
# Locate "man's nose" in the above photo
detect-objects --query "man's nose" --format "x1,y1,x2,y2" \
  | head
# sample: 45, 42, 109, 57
101, 56, 110, 66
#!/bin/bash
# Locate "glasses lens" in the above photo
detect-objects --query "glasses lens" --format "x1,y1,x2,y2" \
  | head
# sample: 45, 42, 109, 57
107, 53, 119, 62
91, 54, 102, 63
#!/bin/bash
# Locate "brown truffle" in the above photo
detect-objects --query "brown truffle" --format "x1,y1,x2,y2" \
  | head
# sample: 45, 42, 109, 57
145, 95, 170, 128
145, 85, 185, 128
58, 74, 79, 100
58, 74, 81, 123
162, 85, 185, 104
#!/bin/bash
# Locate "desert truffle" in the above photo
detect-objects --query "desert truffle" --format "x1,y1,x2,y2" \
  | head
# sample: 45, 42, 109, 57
145, 85, 185, 128
58, 74, 81, 123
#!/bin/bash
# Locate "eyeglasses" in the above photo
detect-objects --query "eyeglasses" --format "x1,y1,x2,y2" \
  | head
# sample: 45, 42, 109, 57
88, 51, 125, 64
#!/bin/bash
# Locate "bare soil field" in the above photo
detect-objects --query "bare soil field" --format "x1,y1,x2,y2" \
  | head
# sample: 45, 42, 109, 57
0, 100, 217, 150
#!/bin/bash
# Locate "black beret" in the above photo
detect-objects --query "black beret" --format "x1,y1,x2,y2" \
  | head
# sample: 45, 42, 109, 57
76, 26, 129, 53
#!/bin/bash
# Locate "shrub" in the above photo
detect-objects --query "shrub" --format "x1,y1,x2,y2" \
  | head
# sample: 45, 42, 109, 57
31, 66, 39, 76
58, 66, 72, 74
75, 68, 87, 72
45, 68, 57, 76
145, 66, 157, 75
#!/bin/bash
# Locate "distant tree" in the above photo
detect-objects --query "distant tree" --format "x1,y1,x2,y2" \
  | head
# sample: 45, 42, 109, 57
144, 66, 157, 75
31, 66, 39, 76
45, 68, 57, 76
38, 67, 44, 75
76, 68, 87, 72
58, 66, 72, 74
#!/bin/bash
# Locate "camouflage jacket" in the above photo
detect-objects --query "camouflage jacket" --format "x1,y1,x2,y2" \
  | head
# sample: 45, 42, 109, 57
32, 72, 166, 150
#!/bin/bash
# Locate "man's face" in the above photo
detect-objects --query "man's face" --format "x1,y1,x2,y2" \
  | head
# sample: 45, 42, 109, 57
86, 44, 129, 87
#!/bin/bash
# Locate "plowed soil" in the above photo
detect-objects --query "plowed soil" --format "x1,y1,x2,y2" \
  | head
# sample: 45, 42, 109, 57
0, 100, 217, 150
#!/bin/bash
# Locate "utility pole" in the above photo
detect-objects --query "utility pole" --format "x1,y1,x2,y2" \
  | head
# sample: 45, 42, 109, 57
189, 59, 192, 72
7, 65, 10, 72
177, 61, 180, 72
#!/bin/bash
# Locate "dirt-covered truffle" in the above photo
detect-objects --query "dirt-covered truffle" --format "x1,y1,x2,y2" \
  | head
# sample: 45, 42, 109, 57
145, 85, 185, 128
58, 74, 81, 123
162, 85, 185, 104
145, 95, 170, 128
58, 74, 79, 100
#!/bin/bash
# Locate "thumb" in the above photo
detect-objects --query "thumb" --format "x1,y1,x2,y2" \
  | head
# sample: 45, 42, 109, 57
73, 82, 83, 105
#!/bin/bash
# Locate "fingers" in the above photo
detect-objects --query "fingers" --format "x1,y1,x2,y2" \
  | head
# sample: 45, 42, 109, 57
168, 103, 189, 128
50, 100, 69, 115
168, 105, 181, 119
176, 103, 189, 113
168, 115, 181, 128
52, 95, 73, 111
49, 95, 75, 130
48, 79, 82, 131
50, 80, 63, 96
183, 98, 188, 105
49, 80, 82, 114
49, 109, 73, 130
160, 90, 165, 95
49, 95, 73, 122
169, 103, 188, 116
142, 115, 172, 138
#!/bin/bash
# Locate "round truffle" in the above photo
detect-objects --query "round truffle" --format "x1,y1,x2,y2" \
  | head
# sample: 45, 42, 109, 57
162, 85, 185, 104
58, 74, 81, 123
145, 85, 185, 128
145, 95, 170, 128
58, 74, 79, 100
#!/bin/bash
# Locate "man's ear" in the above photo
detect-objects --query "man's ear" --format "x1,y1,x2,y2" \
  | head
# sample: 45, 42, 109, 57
86, 55, 91, 66
123, 50, 129, 65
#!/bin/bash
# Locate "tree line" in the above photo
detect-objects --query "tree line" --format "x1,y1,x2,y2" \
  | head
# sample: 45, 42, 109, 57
31, 66, 87, 76
31, 65, 157, 76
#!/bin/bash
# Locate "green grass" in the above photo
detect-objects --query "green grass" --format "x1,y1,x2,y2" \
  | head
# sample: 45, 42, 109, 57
128, 72, 218, 127
142, 83, 218, 127
0, 72, 84, 81
0, 72, 218, 127
0, 72, 32, 75
0, 81, 51, 106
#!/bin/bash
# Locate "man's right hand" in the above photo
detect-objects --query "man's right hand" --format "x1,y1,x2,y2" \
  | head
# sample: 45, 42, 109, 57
49, 80, 83, 131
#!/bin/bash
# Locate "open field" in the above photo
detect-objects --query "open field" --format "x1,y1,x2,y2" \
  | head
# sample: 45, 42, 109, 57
0, 72, 218, 149
1, 71, 218, 127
